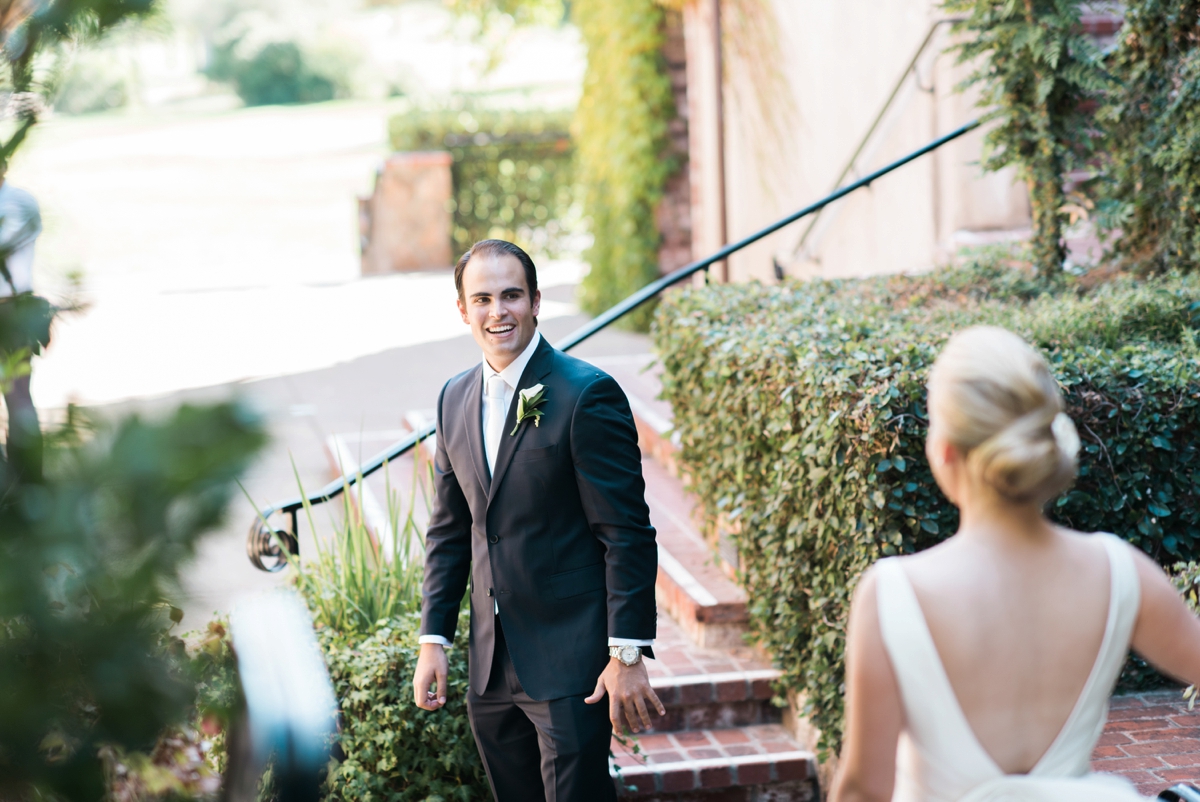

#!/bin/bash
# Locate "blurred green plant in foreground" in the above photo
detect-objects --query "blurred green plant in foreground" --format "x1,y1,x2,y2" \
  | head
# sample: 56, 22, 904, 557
0, 0, 162, 163
0, 290, 266, 800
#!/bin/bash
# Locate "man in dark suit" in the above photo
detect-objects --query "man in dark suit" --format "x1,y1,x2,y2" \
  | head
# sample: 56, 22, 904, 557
412, 239, 664, 802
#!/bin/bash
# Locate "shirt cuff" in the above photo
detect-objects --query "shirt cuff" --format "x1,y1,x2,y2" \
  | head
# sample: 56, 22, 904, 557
418, 635, 452, 647
608, 637, 654, 647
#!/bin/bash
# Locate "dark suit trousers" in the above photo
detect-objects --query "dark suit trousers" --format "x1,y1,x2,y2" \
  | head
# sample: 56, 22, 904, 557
467, 620, 616, 802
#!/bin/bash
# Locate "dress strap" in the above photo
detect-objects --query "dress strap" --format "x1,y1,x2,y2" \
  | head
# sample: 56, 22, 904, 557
875, 559, 1002, 780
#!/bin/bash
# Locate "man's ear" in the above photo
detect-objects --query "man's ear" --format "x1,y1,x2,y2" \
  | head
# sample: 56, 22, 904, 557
456, 297, 469, 325
530, 289, 541, 319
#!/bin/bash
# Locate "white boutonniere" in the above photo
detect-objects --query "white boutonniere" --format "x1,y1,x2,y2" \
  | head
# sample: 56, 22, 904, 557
510, 384, 547, 435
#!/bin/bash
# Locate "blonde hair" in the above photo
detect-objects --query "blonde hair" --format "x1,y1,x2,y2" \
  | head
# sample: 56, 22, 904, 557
928, 326, 1080, 503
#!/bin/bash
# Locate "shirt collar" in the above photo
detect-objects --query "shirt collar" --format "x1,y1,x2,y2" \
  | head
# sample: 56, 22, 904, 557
483, 330, 542, 389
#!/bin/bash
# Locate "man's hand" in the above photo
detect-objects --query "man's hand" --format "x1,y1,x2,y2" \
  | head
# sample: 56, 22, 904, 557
413, 642, 449, 710
584, 657, 666, 733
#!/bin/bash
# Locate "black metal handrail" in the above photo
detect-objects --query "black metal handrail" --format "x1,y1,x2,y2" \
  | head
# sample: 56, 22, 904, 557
247, 118, 982, 572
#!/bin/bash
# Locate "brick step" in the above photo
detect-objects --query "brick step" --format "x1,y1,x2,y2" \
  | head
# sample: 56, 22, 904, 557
650, 669, 781, 733
610, 724, 818, 801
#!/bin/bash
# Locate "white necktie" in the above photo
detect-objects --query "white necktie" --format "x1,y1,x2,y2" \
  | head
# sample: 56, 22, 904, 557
485, 374, 507, 475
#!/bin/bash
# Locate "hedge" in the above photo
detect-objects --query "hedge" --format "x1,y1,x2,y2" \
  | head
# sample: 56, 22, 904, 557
653, 257, 1200, 754
389, 107, 576, 258
320, 612, 490, 801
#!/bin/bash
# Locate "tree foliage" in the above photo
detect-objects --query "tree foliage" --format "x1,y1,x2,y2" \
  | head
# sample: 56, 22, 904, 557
942, 0, 1108, 273
654, 256, 1200, 754
573, 0, 677, 330
1095, 0, 1200, 274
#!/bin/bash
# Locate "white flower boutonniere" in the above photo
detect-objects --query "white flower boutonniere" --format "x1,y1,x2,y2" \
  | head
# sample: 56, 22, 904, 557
511, 384, 547, 436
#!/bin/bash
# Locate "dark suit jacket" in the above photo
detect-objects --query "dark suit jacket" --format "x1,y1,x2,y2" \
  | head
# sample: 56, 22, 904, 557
420, 335, 658, 700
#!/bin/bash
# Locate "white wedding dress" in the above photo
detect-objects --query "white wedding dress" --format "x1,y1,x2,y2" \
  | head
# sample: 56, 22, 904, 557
876, 534, 1147, 802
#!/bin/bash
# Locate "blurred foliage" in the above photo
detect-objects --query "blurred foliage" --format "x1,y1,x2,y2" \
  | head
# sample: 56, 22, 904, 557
442, 0, 566, 27
0, 288, 267, 802
390, 106, 577, 257
573, 0, 676, 330
207, 39, 350, 107
320, 614, 489, 802
942, 0, 1108, 273
54, 47, 128, 114
655, 251, 1200, 754
1095, 0, 1200, 274
0, 0, 161, 163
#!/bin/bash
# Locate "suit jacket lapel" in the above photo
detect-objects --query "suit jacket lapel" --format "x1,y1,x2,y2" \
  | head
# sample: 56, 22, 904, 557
488, 336, 554, 505
461, 365, 490, 496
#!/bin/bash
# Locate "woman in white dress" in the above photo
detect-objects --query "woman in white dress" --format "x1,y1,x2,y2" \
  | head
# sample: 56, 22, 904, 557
832, 326, 1200, 802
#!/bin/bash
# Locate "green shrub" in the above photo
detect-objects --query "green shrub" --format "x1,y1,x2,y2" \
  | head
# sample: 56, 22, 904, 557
321, 614, 489, 802
942, 0, 1108, 272
389, 106, 577, 259
654, 257, 1200, 754
573, 0, 677, 330
209, 40, 346, 107
1096, 0, 1200, 274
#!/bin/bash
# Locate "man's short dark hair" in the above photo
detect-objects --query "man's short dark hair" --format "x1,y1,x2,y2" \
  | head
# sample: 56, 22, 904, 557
454, 239, 538, 302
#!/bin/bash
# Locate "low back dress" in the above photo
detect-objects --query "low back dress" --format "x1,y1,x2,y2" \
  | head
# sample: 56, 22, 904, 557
876, 534, 1147, 802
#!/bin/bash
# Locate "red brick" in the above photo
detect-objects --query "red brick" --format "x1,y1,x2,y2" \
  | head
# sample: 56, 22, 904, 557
613, 752, 645, 767
736, 760, 771, 785
715, 679, 748, 703
726, 745, 759, 757
1092, 756, 1169, 772
689, 748, 721, 760
1096, 770, 1158, 785
660, 767, 695, 792
764, 741, 797, 753
645, 750, 685, 764
713, 729, 751, 745
751, 677, 774, 700
1121, 739, 1200, 757
1092, 746, 1127, 759
775, 757, 810, 782
1172, 715, 1200, 727
1130, 728, 1200, 742
614, 769, 656, 795
1106, 717, 1178, 733
674, 730, 713, 746
680, 682, 714, 706
1136, 783, 1171, 797
653, 685, 680, 706
1098, 732, 1133, 746
1163, 753, 1200, 768
632, 733, 673, 751
1156, 768, 1200, 782
1110, 696, 1149, 710
700, 765, 733, 788
1108, 705, 1189, 722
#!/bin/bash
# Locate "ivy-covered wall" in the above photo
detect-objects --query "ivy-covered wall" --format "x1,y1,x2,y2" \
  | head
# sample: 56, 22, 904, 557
573, 0, 680, 330
654, 259, 1200, 754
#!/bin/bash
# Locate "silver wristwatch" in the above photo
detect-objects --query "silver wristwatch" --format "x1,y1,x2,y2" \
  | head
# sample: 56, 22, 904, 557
610, 645, 642, 666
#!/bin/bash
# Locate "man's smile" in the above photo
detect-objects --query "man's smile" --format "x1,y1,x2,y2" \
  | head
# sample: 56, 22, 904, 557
487, 323, 516, 336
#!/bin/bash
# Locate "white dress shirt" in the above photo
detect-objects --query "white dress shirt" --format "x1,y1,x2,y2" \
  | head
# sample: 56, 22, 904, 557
420, 330, 653, 652
0, 182, 41, 297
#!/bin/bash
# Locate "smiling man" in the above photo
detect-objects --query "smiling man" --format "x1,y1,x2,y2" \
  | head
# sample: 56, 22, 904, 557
412, 239, 662, 801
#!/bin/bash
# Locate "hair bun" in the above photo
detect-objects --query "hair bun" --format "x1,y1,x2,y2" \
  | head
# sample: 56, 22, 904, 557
929, 327, 1078, 503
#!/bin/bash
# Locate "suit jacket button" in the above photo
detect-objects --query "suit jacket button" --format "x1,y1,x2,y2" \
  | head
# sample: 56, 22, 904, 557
488, 535, 499, 544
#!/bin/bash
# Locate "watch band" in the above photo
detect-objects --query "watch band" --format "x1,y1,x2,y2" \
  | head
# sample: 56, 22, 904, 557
610, 644, 642, 666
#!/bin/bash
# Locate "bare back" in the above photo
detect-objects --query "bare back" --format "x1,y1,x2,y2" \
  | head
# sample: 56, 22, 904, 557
899, 528, 1111, 774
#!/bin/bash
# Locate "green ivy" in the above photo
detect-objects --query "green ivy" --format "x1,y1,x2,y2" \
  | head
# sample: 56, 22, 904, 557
942, 0, 1107, 272
1095, 0, 1200, 274
390, 107, 576, 258
654, 255, 1200, 755
320, 613, 489, 802
572, 0, 678, 330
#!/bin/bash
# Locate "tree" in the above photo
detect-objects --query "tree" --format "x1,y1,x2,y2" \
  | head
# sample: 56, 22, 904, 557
944, 0, 1108, 273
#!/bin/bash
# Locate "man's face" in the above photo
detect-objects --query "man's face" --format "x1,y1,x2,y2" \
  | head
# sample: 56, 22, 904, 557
457, 253, 541, 371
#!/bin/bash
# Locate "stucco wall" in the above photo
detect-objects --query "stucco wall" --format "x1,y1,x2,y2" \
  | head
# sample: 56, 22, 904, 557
683, 0, 1031, 284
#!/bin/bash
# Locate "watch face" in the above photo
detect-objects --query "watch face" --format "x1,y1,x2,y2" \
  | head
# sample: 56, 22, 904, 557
620, 645, 639, 664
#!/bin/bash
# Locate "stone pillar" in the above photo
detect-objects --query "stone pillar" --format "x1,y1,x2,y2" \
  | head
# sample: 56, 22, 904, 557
360, 151, 453, 275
